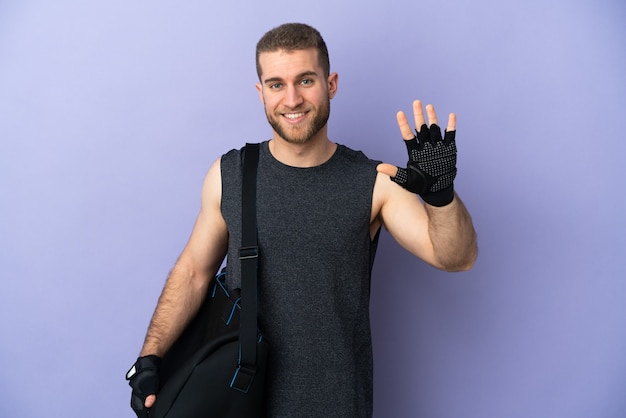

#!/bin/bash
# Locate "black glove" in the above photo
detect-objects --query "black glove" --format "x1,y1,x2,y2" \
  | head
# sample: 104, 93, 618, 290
126, 355, 162, 417
391, 123, 457, 207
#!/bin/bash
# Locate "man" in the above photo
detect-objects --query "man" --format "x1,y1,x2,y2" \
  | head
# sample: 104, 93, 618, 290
127, 23, 477, 417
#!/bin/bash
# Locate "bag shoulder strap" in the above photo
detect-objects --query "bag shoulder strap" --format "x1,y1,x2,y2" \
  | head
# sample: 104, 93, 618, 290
232, 142, 260, 393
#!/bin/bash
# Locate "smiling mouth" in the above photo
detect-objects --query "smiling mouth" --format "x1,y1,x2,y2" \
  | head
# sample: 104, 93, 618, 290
283, 112, 307, 120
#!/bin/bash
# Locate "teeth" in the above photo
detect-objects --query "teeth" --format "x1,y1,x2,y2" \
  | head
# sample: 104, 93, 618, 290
284, 112, 305, 119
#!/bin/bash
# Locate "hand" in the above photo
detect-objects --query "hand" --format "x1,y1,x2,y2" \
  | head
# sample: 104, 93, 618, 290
126, 355, 161, 417
377, 100, 457, 207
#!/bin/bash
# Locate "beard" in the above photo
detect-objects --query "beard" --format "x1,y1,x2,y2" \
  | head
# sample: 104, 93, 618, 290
265, 98, 331, 144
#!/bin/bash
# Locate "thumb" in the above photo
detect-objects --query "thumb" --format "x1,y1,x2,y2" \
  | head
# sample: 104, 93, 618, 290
376, 163, 399, 178
145, 394, 156, 408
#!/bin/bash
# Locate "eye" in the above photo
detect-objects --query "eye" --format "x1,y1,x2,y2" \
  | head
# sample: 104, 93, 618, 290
269, 82, 283, 89
300, 79, 313, 85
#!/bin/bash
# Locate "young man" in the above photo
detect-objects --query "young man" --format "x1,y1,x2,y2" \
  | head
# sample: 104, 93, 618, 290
127, 23, 477, 417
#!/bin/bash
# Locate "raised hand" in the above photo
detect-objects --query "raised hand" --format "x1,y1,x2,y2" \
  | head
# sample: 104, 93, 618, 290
377, 100, 457, 207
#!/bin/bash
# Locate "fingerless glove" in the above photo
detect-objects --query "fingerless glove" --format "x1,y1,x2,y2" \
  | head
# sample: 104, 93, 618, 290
392, 123, 457, 207
126, 355, 161, 418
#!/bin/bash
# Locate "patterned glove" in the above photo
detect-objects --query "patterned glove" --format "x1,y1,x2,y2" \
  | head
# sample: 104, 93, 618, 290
391, 123, 457, 207
126, 355, 161, 417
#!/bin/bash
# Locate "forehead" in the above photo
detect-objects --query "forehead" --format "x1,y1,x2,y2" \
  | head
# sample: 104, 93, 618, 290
258, 48, 322, 81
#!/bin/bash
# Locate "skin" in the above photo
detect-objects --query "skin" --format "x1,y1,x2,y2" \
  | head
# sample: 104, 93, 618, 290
139, 47, 477, 409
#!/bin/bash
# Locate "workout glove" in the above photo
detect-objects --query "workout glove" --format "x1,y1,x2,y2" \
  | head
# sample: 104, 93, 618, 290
126, 355, 161, 418
392, 123, 457, 207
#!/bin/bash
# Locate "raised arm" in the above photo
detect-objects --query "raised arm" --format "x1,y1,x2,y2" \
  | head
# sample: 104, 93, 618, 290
127, 157, 229, 415
375, 100, 477, 271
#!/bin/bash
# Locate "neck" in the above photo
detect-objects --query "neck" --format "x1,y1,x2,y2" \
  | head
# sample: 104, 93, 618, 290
268, 129, 337, 168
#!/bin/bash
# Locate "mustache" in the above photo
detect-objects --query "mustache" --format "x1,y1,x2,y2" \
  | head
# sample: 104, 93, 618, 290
277, 105, 309, 113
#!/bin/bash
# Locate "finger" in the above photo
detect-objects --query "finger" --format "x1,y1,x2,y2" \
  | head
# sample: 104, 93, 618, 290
396, 111, 415, 140
376, 163, 399, 178
446, 112, 456, 132
145, 394, 156, 408
412, 100, 426, 132
425, 104, 438, 127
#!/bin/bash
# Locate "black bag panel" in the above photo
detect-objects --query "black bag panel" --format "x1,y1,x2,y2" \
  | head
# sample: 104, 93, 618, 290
151, 331, 269, 418
159, 273, 241, 384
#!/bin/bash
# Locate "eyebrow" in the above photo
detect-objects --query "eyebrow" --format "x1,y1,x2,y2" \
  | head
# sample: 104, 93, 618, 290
263, 71, 319, 84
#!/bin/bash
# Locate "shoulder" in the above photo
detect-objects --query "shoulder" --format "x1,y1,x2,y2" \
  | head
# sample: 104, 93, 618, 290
220, 145, 244, 169
220, 142, 267, 172
201, 156, 223, 205
334, 144, 381, 179
203, 143, 249, 206
336, 144, 380, 165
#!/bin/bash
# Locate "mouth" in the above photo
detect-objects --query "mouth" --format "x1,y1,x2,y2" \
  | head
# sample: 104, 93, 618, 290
281, 111, 308, 124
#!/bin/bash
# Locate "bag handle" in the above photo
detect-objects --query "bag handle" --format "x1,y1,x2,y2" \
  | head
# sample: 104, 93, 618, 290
232, 142, 261, 393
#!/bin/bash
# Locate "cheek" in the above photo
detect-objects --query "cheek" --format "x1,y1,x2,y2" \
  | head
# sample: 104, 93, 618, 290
313, 90, 330, 104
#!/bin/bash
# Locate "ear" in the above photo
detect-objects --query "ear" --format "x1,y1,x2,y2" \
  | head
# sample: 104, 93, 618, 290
255, 82, 264, 104
327, 72, 338, 99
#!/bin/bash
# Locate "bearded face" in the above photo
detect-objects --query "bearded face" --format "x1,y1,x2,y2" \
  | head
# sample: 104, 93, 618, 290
256, 48, 337, 145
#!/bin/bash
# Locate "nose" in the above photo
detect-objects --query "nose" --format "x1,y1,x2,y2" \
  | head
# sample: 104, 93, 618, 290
283, 84, 304, 108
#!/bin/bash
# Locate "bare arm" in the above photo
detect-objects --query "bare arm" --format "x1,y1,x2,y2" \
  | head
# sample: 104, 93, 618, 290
373, 175, 476, 271
374, 100, 477, 271
140, 157, 228, 357
423, 194, 477, 271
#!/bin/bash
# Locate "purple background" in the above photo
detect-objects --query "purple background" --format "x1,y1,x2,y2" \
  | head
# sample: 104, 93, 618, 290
1, 1, 625, 417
